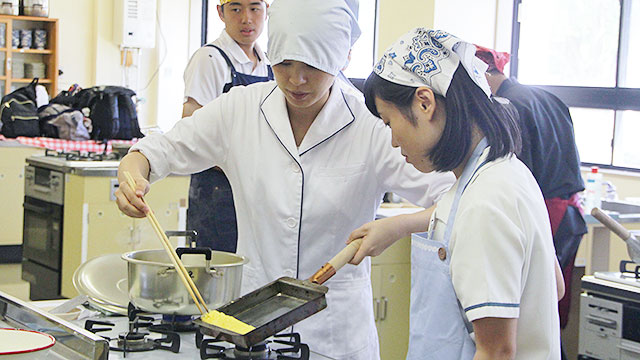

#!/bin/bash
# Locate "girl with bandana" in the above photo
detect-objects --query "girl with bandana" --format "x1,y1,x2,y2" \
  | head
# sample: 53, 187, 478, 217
115, 3, 454, 359
348, 28, 561, 359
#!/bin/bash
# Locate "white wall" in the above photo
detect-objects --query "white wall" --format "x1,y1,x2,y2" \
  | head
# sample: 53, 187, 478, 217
49, 0, 192, 131
433, 0, 513, 51
377, 0, 436, 58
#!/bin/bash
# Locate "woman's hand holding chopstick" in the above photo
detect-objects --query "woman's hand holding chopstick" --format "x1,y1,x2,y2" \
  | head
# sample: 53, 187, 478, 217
116, 151, 151, 218
121, 170, 210, 316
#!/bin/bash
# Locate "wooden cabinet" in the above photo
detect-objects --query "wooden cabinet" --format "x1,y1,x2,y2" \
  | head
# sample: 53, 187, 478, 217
60, 174, 190, 298
371, 236, 411, 360
0, 145, 44, 247
0, 15, 58, 96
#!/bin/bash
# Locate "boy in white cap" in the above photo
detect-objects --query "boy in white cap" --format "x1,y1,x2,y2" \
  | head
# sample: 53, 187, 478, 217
116, 3, 455, 358
182, 0, 273, 253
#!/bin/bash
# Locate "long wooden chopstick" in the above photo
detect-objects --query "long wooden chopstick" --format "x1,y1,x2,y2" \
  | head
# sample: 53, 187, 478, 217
123, 171, 210, 315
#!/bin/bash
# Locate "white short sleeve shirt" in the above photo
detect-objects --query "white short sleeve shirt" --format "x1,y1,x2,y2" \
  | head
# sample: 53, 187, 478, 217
183, 30, 270, 106
431, 148, 561, 359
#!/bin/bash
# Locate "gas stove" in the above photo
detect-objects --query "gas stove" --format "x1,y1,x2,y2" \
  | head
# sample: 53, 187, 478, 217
26, 149, 122, 175
593, 260, 640, 289
78, 303, 334, 360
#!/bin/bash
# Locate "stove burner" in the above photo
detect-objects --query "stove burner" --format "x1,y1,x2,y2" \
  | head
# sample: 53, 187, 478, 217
111, 328, 181, 354
84, 306, 182, 355
198, 331, 309, 360
115, 333, 157, 352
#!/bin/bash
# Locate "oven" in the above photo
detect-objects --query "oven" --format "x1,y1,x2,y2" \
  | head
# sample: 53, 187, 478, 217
21, 165, 64, 300
579, 273, 640, 360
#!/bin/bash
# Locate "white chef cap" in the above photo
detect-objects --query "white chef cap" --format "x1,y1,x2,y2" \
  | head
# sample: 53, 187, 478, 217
374, 28, 491, 97
267, 0, 361, 76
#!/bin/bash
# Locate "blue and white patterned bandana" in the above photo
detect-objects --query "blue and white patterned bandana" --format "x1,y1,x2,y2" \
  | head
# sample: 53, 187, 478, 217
374, 28, 491, 98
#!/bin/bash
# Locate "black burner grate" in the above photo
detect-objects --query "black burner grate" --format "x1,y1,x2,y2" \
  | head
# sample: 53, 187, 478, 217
197, 331, 310, 360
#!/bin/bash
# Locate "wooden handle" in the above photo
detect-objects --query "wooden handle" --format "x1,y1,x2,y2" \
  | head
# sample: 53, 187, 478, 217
328, 239, 363, 272
591, 207, 631, 241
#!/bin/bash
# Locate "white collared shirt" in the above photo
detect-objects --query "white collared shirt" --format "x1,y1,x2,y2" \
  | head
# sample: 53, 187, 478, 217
431, 147, 561, 360
183, 30, 270, 106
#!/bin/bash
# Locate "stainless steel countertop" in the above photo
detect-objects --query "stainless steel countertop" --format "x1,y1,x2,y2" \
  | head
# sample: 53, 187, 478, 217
0, 291, 108, 360
18, 299, 336, 360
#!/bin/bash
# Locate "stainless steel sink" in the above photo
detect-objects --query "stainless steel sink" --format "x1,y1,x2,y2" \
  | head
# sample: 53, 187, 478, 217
600, 200, 640, 215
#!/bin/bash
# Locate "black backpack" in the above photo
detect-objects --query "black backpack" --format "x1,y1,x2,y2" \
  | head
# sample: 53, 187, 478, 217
53, 86, 143, 140
0, 78, 40, 138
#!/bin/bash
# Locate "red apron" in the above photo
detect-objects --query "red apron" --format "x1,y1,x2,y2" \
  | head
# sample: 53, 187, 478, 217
545, 193, 582, 329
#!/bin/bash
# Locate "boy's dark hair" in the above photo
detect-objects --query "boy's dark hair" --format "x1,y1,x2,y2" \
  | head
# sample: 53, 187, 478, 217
363, 65, 521, 172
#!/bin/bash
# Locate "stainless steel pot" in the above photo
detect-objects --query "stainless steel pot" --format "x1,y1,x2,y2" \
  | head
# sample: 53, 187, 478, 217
121, 246, 247, 315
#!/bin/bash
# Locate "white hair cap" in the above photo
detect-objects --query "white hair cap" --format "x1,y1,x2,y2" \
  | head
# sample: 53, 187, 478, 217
267, 0, 361, 76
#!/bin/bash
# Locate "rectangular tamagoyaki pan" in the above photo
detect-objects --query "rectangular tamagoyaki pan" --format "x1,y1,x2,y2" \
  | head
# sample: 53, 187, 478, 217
194, 276, 328, 348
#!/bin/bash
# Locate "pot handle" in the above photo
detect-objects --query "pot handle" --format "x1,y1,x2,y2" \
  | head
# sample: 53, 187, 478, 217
166, 230, 199, 248
176, 247, 212, 261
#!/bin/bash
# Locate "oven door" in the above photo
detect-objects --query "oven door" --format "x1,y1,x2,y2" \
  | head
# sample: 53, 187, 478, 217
22, 196, 63, 270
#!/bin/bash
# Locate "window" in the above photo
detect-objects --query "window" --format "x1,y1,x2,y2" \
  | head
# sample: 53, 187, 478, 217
511, 0, 640, 170
201, 0, 378, 79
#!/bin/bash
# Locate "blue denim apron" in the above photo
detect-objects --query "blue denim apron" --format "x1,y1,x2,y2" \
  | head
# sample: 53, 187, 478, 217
187, 45, 274, 252
407, 138, 489, 360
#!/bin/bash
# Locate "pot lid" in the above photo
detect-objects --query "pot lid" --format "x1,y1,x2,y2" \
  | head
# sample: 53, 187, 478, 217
72, 253, 129, 314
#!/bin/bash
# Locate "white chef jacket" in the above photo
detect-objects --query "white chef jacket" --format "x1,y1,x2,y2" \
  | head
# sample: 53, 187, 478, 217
132, 78, 455, 359
183, 30, 270, 106
430, 148, 561, 359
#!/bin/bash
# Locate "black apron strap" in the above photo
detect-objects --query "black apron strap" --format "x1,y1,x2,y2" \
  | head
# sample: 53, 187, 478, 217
205, 44, 238, 75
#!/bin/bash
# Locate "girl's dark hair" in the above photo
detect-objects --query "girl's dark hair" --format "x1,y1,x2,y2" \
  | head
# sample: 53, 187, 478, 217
363, 65, 521, 172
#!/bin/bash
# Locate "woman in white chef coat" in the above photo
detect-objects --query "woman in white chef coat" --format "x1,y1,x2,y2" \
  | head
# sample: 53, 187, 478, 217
115, 2, 454, 359
348, 29, 561, 359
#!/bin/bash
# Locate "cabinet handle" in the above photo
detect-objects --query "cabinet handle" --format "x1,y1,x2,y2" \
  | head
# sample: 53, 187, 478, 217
380, 296, 388, 321
374, 298, 380, 321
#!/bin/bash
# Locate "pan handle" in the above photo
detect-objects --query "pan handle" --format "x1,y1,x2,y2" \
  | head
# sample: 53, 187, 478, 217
328, 239, 363, 272
176, 247, 212, 261
310, 239, 363, 285
591, 208, 631, 241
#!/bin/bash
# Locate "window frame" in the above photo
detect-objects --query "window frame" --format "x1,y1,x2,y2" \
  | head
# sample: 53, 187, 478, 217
510, 0, 640, 171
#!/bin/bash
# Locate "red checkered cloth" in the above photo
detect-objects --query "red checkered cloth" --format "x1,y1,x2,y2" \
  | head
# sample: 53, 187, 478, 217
0, 135, 138, 153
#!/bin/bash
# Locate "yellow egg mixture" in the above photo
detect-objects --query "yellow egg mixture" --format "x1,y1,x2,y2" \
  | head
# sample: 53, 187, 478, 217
201, 310, 256, 335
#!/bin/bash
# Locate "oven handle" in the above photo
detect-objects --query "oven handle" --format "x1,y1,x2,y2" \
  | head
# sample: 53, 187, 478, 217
31, 184, 52, 194
618, 341, 640, 354
586, 314, 617, 329
24, 202, 52, 215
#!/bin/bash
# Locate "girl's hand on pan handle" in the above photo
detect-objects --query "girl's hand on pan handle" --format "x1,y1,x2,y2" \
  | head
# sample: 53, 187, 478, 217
347, 207, 435, 265
115, 151, 151, 218
347, 216, 405, 265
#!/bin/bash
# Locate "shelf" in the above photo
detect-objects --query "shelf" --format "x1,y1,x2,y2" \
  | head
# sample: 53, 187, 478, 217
12, 78, 51, 83
0, 15, 57, 96
11, 48, 52, 54
0, 15, 56, 22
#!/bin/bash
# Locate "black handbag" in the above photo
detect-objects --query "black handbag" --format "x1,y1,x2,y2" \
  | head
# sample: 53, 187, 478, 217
0, 78, 40, 138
